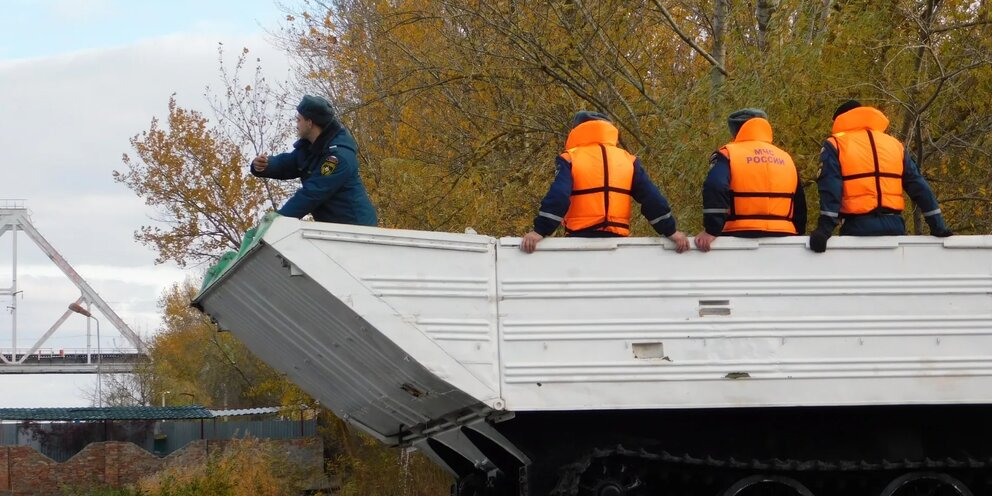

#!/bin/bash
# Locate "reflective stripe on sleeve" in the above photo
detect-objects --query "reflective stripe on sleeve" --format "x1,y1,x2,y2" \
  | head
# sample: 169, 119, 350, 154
649, 212, 672, 225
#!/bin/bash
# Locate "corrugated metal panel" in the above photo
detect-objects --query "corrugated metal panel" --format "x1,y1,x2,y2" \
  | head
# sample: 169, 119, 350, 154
208, 407, 281, 417
289, 225, 500, 402
0, 422, 155, 461
0, 406, 212, 421
1, 420, 314, 459
195, 221, 498, 444
159, 419, 316, 454
0, 424, 19, 445
496, 235, 992, 410
208, 419, 317, 439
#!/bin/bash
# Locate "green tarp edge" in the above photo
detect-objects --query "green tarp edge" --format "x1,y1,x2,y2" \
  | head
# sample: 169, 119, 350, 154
198, 212, 280, 293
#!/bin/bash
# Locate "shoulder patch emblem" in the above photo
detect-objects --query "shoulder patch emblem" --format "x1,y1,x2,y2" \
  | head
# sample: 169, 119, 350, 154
320, 155, 339, 176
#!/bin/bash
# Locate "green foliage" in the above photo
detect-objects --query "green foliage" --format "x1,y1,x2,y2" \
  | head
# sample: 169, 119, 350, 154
116, 45, 293, 267
61, 439, 320, 496
320, 412, 451, 496
137, 438, 319, 496
60, 487, 141, 496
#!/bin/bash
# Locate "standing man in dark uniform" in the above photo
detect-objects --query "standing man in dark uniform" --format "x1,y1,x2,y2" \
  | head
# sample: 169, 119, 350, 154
521, 111, 689, 253
695, 108, 806, 252
809, 100, 951, 252
250, 95, 377, 226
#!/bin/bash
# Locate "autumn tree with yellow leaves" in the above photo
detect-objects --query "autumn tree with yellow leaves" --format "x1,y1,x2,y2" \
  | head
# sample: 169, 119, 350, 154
115, 46, 294, 267
282, 0, 990, 236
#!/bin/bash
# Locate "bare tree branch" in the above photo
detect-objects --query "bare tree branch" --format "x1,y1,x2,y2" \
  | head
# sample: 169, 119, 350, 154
649, 0, 729, 76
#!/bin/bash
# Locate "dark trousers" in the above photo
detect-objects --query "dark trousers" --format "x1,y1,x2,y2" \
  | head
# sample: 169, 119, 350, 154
839, 213, 906, 236
566, 229, 624, 238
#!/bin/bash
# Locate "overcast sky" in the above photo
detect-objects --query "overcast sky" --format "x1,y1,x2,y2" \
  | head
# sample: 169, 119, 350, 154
0, 0, 293, 407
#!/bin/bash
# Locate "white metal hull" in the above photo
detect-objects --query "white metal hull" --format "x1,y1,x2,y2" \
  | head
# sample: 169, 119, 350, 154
195, 217, 992, 443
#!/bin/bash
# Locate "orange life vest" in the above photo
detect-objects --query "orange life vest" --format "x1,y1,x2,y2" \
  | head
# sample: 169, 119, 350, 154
720, 118, 798, 234
829, 107, 905, 215
560, 120, 635, 236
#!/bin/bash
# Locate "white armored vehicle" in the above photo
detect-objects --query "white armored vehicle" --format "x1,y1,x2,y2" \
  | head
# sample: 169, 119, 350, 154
194, 215, 992, 496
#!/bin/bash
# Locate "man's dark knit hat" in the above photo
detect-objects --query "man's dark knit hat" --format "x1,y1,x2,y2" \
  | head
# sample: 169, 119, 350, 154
727, 108, 768, 138
297, 95, 336, 128
571, 110, 612, 128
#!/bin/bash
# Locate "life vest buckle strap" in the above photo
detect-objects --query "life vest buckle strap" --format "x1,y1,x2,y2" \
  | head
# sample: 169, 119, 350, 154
840, 207, 903, 218
571, 186, 632, 196
571, 187, 606, 196
567, 221, 631, 234
730, 191, 794, 199
727, 214, 793, 221
866, 130, 884, 210
841, 172, 902, 181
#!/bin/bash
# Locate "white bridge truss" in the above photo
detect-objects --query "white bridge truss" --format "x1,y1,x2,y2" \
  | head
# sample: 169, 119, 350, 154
0, 200, 148, 374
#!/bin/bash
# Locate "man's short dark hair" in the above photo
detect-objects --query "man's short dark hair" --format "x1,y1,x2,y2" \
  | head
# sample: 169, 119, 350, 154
832, 100, 862, 120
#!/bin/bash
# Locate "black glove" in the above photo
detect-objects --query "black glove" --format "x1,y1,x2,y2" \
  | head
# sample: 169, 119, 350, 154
809, 228, 831, 253
931, 227, 954, 238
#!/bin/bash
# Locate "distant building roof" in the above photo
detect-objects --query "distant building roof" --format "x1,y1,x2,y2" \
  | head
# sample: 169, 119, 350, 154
0, 406, 213, 421
208, 407, 282, 417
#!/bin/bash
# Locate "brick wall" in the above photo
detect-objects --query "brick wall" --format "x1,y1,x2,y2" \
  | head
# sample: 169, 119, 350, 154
0, 438, 325, 496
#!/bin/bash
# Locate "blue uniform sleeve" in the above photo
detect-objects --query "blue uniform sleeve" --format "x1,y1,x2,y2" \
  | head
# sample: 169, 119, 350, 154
816, 140, 843, 232
902, 154, 947, 232
250, 150, 302, 180
533, 156, 573, 236
277, 152, 354, 219
702, 152, 731, 236
792, 178, 808, 234
630, 159, 676, 237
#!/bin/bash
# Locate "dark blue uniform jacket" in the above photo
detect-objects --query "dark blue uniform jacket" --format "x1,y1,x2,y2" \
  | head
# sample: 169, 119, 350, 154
251, 124, 377, 226
533, 156, 678, 238
817, 142, 946, 236
702, 152, 807, 237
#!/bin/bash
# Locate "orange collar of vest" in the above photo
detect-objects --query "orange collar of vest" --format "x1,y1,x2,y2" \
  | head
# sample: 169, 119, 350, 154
732, 118, 774, 143
832, 106, 890, 134
565, 120, 620, 149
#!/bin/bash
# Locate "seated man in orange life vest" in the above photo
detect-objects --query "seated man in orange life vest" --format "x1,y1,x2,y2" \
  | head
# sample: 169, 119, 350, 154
809, 100, 952, 252
520, 111, 689, 254
694, 108, 807, 252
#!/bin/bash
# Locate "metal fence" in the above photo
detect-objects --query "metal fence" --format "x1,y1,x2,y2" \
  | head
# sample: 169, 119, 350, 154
0, 418, 317, 461
0, 424, 20, 445
158, 418, 317, 454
